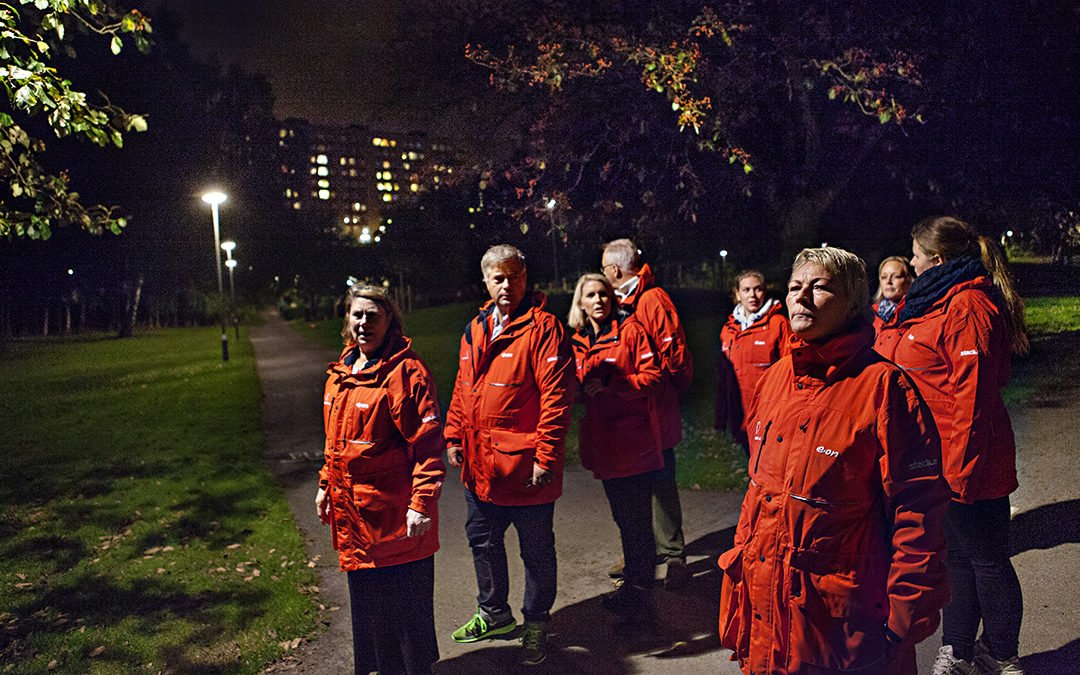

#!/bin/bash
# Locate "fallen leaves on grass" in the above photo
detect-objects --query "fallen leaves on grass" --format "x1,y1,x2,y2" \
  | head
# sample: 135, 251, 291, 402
280, 637, 302, 651
89, 645, 105, 657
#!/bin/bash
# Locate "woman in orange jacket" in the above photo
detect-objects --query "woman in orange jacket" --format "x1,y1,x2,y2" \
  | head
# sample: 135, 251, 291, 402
874, 217, 1028, 675
872, 256, 914, 333
718, 247, 949, 674
715, 269, 791, 450
568, 273, 665, 634
316, 284, 446, 675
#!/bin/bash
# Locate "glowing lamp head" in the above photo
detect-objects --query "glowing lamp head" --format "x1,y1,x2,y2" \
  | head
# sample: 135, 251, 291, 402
201, 191, 227, 206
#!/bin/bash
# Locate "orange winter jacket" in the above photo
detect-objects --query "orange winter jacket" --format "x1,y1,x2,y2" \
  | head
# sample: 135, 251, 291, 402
571, 316, 664, 480
715, 301, 791, 439
444, 291, 576, 506
616, 263, 693, 449
874, 276, 1018, 504
320, 333, 446, 571
718, 323, 949, 674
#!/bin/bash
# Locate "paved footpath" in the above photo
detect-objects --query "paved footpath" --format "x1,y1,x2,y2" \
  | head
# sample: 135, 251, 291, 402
252, 311, 1078, 674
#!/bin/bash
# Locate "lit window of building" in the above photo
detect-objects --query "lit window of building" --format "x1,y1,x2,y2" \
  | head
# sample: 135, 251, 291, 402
316, 154, 328, 165
318, 179, 330, 188
293, 201, 301, 210
340, 157, 347, 166
403, 162, 411, 170
410, 183, 419, 192
319, 189, 331, 200
317, 166, 328, 176
382, 160, 391, 169
352, 202, 362, 211
382, 193, 393, 202
279, 129, 288, 138
349, 157, 356, 165
349, 169, 357, 177
310, 167, 317, 175
372, 137, 382, 146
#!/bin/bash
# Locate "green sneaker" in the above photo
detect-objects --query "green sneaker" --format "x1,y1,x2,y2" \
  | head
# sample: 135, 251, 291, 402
517, 621, 548, 667
451, 611, 517, 643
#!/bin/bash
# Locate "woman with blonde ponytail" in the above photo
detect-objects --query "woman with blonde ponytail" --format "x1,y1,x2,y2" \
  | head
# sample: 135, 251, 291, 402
875, 216, 1026, 675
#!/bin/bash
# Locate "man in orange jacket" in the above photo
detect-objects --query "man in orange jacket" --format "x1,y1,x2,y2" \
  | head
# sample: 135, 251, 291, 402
602, 239, 694, 589
445, 244, 576, 667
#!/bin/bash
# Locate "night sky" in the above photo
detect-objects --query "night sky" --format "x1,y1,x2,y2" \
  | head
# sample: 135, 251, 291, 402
155, 0, 403, 128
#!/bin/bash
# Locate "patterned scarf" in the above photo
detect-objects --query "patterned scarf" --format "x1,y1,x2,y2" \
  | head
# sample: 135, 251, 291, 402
875, 297, 898, 323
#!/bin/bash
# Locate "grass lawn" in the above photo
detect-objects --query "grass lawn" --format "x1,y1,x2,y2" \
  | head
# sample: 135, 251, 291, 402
1006, 294, 1080, 406
0, 328, 318, 674
294, 289, 749, 491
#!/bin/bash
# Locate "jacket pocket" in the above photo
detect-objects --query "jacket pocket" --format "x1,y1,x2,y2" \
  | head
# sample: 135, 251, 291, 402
487, 428, 536, 485
787, 551, 888, 669
717, 545, 749, 657
351, 465, 410, 546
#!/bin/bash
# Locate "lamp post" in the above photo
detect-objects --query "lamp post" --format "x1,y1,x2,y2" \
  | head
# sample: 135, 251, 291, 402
719, 249, 729, 290
202, 190, 229, 362
545, 198, 559, 285
222, 240, 238, 340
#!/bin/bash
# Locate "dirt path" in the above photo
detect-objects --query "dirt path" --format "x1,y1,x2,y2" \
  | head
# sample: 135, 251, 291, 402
252, 311, 1079, 674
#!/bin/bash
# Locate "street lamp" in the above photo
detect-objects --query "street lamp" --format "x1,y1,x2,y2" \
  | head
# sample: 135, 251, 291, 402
719, 249, 728, 289
222, 240, 239, 340
545, 198, 559, 284
202, 190, 229, 362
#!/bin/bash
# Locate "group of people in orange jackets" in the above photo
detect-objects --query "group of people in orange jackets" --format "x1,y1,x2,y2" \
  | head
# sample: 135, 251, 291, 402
316, 240, 693, 673
716, 216, 1027, 675
316, 215, 1026, 675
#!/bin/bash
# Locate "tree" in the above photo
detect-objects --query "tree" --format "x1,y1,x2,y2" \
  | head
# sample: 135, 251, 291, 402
0, 0, 150, 239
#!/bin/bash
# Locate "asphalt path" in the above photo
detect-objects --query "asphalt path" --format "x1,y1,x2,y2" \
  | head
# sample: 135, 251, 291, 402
252, 311, 1079, 674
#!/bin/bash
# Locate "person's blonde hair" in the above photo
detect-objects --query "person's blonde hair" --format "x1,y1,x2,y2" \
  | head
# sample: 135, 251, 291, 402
873, 256, 914, 302
568, 273, 615, 332
912, 216, 1028, 354
601, 238, 641, 273
340, 284, 404, 346
791, 247, 871, 322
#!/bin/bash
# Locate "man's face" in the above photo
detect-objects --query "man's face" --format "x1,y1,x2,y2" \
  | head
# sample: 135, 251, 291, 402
484, 260, 527, 313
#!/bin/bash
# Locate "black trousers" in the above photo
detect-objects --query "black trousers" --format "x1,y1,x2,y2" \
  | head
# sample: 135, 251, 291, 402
942, 497, 1023, 661
347, 555, 438, 675
603, 470, 661, 589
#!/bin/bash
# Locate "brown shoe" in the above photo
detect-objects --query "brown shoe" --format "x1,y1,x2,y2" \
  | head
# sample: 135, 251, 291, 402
663, 558, 690, 590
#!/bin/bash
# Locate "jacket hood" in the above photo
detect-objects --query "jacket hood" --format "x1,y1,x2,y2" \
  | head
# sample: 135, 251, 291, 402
788, 319, 876, 382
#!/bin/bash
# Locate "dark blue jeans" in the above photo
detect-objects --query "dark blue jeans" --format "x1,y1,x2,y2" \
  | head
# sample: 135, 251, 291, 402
464, 489, 557, 623
603, 470, 660, 589
942, 496, 1024, 661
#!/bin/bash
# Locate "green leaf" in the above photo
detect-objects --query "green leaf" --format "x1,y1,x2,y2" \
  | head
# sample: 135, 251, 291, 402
878, 111, 892, 124
743, 163, 753, 174
110, 35, 121, 55
126, 114, 147, 132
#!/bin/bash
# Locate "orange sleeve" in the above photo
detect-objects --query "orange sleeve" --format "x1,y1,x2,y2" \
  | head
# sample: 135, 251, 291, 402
443, 330, 469, 447
390, 359, 447, 516
529, 318, 577, 472
877, 370, 950, 644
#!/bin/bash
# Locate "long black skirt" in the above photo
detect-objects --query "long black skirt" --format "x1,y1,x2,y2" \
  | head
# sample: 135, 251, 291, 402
347, 555, 438, 675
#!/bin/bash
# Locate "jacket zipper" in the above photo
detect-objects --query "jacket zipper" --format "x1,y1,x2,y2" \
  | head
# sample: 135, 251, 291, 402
753, 420, 773, 475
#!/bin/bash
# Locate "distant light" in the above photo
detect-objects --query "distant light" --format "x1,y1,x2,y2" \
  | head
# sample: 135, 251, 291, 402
316, 154, 328, 165
225, 259, 238, 269
221, 240, 236, 253
359, 232, 372, 244
201, 191, 227, 205
374, 236, 381, 243
719, 249, 728, 258
1006, 230, 1014, 237
67, 268, 74, 275
318, 189, 330, 200
546, 199, 557, 210
820, 242, 828, 247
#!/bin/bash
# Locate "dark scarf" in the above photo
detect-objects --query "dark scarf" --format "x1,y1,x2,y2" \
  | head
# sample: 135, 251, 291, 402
899, 255, 986, 323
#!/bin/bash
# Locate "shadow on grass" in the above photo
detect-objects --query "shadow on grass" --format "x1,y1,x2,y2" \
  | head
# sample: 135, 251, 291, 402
435, 527, 732, 674
1, 573, 275, 671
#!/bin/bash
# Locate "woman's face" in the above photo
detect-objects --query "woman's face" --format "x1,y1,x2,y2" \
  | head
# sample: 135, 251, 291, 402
910, 239, 942, 276
878, 261, 912, 301
787, 263, 852, 343
736, 275, 766, 313
579, 280, 613, 325
348, 297, 391, 355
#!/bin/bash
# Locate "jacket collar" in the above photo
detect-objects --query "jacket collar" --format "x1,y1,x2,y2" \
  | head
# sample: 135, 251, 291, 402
727, 298, 783, 332
788, 320, 875, 383
330, 331, 412, 382
899, 255, 987, 323
470, 291, 546, 345
572, 314, 623, 349
617, 263, 656, 310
